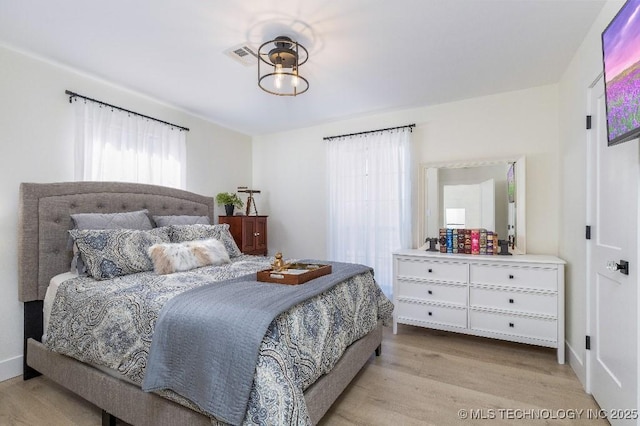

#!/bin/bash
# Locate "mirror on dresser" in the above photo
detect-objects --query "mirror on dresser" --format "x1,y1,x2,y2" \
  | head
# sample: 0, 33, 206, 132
418, 156, 526, 254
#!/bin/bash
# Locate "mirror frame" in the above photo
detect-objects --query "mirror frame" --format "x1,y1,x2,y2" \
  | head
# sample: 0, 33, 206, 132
418, 156, 526, 254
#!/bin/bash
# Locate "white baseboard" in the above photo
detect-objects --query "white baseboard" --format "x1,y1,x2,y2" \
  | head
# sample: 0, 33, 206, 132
566, 340, 587, 390
0, 355, 23, 383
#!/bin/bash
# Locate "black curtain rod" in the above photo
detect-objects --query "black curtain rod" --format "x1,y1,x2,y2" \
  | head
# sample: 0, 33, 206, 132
323, 123, 415, 141
65, 90, 190, 132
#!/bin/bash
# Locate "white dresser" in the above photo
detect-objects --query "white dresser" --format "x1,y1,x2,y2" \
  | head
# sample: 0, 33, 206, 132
393, 250, 565, 363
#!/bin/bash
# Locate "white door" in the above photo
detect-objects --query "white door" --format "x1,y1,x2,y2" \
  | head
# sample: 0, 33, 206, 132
588, 76, 638, 424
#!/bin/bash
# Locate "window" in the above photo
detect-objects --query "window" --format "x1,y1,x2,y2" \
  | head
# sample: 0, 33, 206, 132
445, 208, 466, 228
326, 128, 412, 298
73, 98, 186, 189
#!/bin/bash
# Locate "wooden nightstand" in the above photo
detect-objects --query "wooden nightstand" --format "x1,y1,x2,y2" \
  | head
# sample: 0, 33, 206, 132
218, 215, 268, 255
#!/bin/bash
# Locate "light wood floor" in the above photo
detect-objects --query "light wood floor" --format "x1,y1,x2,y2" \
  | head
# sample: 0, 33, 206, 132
0, 325, 604, 425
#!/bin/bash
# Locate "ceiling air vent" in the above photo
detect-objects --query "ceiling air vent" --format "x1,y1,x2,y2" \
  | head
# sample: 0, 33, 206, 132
224, 43, 258, 66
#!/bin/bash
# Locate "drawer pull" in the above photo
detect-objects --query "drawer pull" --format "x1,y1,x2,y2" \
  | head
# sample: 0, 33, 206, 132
428, 268, 433, 273
428, 312, 433, 316
427, 290, 433, 295
509, 298, 514, 304
509, 322, 515, 328
508, 274, 514, 279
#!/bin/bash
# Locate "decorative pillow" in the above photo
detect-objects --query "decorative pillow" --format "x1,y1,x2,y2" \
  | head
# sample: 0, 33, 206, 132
169, 224, 242, 257
69, 227, 170, 280
69, 209, 154, 274
71, 209, 153, 230
152, 215, 210, 227
148, 238, 230, 275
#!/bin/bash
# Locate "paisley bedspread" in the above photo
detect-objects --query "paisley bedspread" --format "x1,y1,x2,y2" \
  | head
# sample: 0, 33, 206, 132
44, 255, 394, 425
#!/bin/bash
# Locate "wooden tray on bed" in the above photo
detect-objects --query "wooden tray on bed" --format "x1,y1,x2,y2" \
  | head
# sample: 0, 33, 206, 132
257, 263, 332, 285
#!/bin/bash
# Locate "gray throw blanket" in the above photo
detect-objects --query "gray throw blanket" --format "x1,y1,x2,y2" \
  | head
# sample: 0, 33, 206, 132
142, 260, 371, 425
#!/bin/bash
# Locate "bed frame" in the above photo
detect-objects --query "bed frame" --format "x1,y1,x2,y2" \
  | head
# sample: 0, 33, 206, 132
18, 181, 382, 425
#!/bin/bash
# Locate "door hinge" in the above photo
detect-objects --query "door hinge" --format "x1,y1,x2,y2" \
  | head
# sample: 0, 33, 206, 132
586, 335, 591, 350
586, 225, 591, 240
586, 115, 592, 130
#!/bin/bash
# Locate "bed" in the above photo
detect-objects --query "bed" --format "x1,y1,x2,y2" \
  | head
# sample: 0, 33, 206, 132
18, 181, 392, 426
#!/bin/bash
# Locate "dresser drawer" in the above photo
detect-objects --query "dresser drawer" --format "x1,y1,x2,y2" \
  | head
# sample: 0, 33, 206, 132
397, 280, 467, 305
469, 310, 557, 342
469, 287, 557, 317
397, 300, 467, 328
397, 258, 468, 283
470, 264, 557, 291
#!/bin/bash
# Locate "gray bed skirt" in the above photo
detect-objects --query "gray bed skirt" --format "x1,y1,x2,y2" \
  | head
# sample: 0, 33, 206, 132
27, 323, 383, 425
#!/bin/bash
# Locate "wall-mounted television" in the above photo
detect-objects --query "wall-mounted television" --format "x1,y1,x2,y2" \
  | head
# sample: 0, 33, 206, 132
601, 0, 640, 146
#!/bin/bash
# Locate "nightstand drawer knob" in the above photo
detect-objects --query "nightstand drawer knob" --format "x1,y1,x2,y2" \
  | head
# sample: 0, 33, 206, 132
428, 268, 433, 273
509, 298, 514, 304
508, 274, 514, 279
428, 290, 433, 295
428, 311, 433, 316
509, 322, 515, 328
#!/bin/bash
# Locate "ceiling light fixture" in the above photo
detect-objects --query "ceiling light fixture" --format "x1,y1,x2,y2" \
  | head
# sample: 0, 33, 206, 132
258, 35, 309, 96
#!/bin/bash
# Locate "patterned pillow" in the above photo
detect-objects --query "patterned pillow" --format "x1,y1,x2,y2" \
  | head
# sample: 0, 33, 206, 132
152, 215, 210, 227
169, 224, 242, 257
69, 209, 154, 274
69, 227, 171, 280
148, 238, 230, 275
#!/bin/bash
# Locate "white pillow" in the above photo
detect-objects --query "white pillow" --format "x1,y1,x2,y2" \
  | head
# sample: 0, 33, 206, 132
148, 238, 230, 275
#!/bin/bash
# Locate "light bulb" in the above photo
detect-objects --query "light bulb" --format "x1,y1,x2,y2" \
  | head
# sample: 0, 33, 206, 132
274, 63, 283, 89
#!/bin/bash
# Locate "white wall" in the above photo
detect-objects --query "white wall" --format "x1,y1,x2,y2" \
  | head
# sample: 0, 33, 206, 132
557, 1, 624, 387
253, 84, 560, 260
0, 45, 252, 381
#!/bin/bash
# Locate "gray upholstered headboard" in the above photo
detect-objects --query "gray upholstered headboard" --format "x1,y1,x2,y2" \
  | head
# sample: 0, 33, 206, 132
18, 182, 215, 302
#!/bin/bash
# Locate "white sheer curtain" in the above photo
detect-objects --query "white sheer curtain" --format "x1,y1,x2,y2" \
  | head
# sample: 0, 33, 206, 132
73, 99, 186, 189
326, 128, 412, 298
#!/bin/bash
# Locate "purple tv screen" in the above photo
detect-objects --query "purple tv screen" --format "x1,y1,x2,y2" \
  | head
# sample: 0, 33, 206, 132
602, 0, 640, 145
